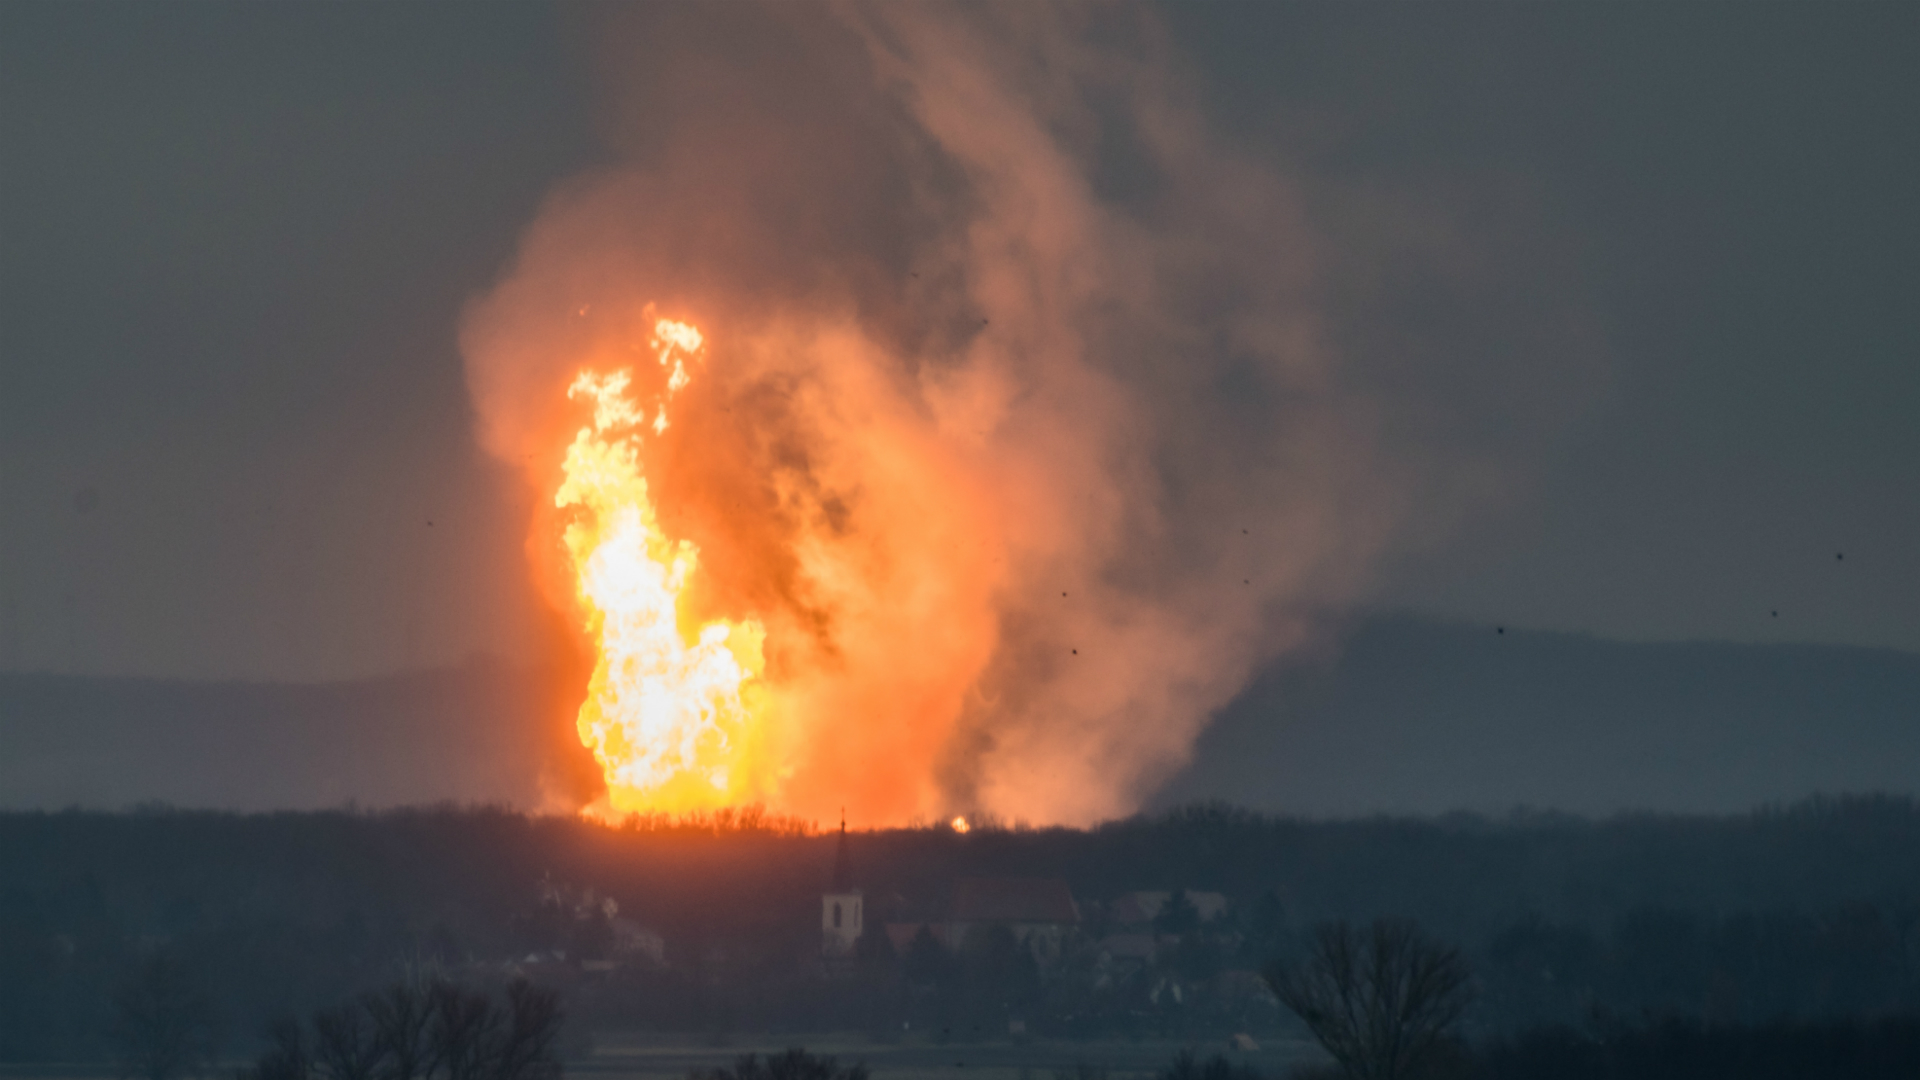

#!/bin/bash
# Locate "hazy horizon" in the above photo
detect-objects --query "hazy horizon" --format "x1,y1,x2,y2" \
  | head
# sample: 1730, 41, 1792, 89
7, 612, 1918, 820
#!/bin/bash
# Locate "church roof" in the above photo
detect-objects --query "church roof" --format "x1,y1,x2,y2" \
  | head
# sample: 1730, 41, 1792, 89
951, 877, 1080, 924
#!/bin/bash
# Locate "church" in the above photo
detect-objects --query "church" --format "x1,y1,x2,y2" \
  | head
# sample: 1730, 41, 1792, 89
820, 813, 862, 958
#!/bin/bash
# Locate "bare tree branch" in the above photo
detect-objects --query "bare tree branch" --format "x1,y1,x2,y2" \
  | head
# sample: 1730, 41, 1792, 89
366, 982, 437, 1080
313, 1004, 384, 1080
494, 981, 563, 1080
1263, 919, 1472, 1080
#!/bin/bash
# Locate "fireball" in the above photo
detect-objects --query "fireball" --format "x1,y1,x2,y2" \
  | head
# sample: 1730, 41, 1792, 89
460, 5, 1403, 828
555, 316, 773, 814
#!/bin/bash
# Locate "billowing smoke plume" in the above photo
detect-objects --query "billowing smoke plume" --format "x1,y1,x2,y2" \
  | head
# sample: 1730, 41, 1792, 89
461, 3, 1598, 825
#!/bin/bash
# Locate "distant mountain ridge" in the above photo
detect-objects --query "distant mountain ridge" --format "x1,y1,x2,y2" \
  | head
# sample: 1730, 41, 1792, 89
1152, 614, 1920, 817
4, 617, 1919, 815
0, 660, 558, 811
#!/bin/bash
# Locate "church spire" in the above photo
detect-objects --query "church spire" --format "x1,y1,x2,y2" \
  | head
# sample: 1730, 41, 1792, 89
831, 808, 853, 892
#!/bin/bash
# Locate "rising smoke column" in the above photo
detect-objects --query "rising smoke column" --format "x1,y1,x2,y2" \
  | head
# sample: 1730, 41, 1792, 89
461, 3, 1554, 825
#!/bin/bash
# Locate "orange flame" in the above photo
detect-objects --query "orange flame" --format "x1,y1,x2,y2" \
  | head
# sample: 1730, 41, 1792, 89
557, 316, 773, 814
950, 816, 971, 834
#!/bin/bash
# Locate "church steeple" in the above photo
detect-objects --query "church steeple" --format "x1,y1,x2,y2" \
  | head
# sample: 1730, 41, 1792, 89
821, 809, 863, 961
831, 808, 853, 892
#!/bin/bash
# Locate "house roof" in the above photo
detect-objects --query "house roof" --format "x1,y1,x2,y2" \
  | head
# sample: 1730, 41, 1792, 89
884, 922, 951, 953
1111, 889, 1229, 926
1110, 892, 1168, 926
951, 877, 1080, 924
1099, 933, 1158, 961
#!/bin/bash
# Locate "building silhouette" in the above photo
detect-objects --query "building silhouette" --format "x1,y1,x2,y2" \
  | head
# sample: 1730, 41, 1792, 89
820, 811, 862, 958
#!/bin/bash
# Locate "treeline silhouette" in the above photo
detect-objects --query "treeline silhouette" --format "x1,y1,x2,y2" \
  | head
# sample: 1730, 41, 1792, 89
7, 798, 1920, 1059
239, 979, 562, 1080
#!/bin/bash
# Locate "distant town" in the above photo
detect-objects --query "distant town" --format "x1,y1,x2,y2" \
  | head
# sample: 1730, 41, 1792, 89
11, 799, 1920, 1080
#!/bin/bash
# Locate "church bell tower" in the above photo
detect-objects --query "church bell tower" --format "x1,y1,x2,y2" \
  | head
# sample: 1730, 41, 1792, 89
821, 811, 862, 957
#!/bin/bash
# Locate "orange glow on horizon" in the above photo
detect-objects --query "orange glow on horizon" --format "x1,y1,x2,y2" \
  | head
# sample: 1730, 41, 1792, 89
950, 816, 971, 834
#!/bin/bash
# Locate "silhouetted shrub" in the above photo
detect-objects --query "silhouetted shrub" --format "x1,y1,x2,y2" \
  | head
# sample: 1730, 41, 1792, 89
1157, 1049, 1262, 1080
689, 1049, 868, 1080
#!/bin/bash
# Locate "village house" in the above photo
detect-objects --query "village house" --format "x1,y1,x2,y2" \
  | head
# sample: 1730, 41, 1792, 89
883, 877, 1082, 963
1109, 889, 1229, 929
609, 917, 665, 965
947, 877, 1081, 961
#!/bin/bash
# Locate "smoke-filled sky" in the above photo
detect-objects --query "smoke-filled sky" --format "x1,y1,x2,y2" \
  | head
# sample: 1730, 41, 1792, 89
2, 2, 1917, 815
457, 3, 1609, 822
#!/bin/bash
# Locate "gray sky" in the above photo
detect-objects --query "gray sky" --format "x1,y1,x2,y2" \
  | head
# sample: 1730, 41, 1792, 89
2, 1, 1917, 681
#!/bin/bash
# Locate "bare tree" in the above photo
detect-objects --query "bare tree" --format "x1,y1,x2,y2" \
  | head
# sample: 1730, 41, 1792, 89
252, 1018, 311, 1080
313, 1003, 384, 1080
365, 982, 436, 1080
108, 954, 217, 1080
247, 978, 563, 1080
494, 981, 564, 1080
1262, 919, 1472, 1080
428, 982, 504, 1080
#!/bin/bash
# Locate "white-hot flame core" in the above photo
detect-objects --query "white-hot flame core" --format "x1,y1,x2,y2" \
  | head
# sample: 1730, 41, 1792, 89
557, 319, 768, 811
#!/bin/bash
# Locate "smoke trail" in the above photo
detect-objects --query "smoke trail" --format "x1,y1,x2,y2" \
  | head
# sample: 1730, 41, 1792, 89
461, 3, 1596, 824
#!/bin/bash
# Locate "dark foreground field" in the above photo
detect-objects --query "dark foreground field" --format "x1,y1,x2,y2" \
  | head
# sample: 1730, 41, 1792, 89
578, 1035, 1321, 1080
0, 1037, 1326, 1080
8, 799, 1920, 1072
